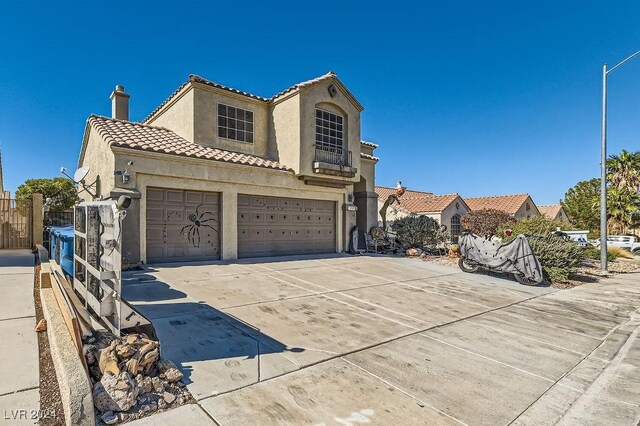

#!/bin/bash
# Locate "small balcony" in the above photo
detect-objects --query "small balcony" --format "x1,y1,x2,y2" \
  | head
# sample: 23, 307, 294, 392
312, 147, 357, 179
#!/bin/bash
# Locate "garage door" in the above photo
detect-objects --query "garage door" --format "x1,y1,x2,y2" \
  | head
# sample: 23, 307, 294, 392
146, 188, 221, 263
238, 195, 336, 258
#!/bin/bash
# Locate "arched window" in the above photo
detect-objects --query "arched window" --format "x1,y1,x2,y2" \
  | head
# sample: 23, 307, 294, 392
451, 214, 461, 243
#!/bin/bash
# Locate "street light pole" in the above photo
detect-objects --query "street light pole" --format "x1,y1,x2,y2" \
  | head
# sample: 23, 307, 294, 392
600, 50, 640, 273
600, 64, 608, 273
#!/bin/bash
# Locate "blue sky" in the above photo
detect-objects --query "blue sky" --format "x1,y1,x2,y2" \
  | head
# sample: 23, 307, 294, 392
1, 1, 639, 205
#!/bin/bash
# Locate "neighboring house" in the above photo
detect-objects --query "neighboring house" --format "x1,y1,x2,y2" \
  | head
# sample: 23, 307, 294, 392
78, 72, 378, 266
464, 194, 540, 220
375, 186, 470, 240
538, 204, 569, 223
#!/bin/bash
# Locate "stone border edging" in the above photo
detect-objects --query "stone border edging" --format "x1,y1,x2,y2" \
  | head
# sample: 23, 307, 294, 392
40, 271, 95, 426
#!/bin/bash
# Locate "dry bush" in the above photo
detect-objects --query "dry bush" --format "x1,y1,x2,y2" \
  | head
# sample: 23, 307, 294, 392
461, 209, 515, 237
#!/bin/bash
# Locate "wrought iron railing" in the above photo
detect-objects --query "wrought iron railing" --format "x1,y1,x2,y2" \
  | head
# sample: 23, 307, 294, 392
314, 147, 352, 167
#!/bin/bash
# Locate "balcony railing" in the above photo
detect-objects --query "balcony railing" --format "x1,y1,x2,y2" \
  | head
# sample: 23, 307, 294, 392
314, 147, 352, 167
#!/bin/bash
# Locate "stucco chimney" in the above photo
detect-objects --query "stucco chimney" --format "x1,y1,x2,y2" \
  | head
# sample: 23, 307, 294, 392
110, 85, 130, 121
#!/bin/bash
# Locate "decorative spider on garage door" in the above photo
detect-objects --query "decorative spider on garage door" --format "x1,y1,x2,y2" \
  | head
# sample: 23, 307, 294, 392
180, 204, 218, 248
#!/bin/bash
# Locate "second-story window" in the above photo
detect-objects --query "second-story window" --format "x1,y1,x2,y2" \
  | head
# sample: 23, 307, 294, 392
218, 104, 254, 143
315, 108, 343, 153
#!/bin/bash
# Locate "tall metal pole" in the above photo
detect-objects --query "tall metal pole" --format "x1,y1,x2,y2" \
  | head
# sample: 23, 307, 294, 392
600, 64, 608, 273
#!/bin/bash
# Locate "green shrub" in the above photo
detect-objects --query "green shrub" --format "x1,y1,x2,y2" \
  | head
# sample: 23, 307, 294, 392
496, 215, 571, 239
461, 209, 515, 237
584, 247, 616, 262
544, 266, 570, 284
391, 215, 447, 249
501, 221, 584, 284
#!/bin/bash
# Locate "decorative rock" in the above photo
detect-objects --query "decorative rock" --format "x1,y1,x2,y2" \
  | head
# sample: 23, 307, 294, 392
406, 247, 423, 256
92, 372, 139, 412
163, 391, 176, 404
164, 367, 183, 383
139, 376, 153, 394
35, 319, 47, 332
157, 399, 167, 410
101, 411, 119, 425
151, 376, 164, 393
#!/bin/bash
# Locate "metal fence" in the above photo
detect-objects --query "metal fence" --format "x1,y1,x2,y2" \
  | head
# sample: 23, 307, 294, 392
0, 198, 33, 249
43, 210, 74, 250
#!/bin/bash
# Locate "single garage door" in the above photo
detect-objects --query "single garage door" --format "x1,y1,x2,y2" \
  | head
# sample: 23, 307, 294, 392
146, 188, 221, 263
238, 195, 336, 258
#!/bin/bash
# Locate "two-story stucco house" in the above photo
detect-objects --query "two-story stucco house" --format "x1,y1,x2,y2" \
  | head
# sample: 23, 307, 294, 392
77, 72, 378, 266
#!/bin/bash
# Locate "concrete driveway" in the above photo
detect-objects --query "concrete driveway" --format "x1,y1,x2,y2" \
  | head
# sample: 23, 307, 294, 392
123, 255, 640, 425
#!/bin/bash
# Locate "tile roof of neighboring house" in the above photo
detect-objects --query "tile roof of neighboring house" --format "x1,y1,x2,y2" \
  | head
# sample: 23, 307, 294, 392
360, 152, 379, 161
398, 193, 463, 213
464, 194, 532, 215
538, 204, 563, 219
86, 115, 292, 172
375, 186, 464, 213
375, 185, 434, 202
360, 140, 379, 148
143, 71, 363, 123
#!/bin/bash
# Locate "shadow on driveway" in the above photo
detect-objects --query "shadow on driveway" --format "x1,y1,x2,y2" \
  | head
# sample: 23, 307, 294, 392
121, 269, 303, 392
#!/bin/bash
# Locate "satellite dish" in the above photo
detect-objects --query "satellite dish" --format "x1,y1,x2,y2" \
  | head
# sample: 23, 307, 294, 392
74, 166, 91, 183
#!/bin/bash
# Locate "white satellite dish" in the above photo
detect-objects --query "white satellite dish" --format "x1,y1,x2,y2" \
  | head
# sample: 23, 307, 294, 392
74, 166, 91, 183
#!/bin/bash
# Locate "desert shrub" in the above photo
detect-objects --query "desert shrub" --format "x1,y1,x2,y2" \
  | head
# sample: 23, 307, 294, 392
391, 215, 446, 249
583, 247, 617, 262
544, 266, 570, 284
461, 209, 514, 237
503, 232, 584, 284
607, 246, 635, 259
496, 215, 570, 239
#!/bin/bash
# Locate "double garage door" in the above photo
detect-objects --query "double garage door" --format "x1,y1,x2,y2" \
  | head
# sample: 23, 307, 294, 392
146, 188, 336, 263
237, 195, 336, 258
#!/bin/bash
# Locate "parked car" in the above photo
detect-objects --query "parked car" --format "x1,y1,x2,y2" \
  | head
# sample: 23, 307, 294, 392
593, 235, 640, 253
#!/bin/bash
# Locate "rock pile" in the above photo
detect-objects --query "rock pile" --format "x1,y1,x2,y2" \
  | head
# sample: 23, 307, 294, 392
83, 333, 193, 425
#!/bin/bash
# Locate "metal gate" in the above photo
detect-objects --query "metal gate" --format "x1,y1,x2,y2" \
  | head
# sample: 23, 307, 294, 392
0, 198, 33, 249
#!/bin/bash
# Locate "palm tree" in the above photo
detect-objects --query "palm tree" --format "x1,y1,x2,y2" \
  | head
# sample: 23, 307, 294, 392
607, 187, 640, 234
607, 149, 640, 192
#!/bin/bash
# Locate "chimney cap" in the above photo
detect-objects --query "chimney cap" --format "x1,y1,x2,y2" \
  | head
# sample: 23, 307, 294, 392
115, 84, 125, 92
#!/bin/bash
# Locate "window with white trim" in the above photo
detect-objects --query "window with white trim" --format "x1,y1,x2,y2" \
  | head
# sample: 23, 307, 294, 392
315, 108, 344, 152
218, 103, 254, 143
451, 214, 461, 243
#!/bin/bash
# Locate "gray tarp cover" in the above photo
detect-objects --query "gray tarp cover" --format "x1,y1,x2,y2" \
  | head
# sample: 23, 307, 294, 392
459, 233, 543, 282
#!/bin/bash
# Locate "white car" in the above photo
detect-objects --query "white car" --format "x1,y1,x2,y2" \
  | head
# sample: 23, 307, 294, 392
593, 235, 640, 253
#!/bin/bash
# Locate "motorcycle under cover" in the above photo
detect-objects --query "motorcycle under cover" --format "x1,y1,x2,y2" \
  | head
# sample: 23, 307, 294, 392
459, 233, 543, 282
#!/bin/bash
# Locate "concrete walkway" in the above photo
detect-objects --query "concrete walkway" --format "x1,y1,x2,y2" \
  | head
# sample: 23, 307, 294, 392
0, 250, 39, 425
123, 255, 640, 425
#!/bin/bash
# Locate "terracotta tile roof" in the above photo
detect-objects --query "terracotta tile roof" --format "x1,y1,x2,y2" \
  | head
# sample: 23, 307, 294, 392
464, 194, 532, 215
375, 186, 462, 213
375, 186, 433, 201
88, 115, 291, 171
144, 71, 363, 123
360, 140, 379, 148
538, 204, 563, 219
360, 152, 379, 161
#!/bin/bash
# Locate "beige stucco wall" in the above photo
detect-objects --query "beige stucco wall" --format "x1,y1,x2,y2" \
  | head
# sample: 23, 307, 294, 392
112, 148, 350, 262
298, 83, 361, 181
78, 129, 115, 201
192, 85, 270, 157
146, 88, 195, 142
439, 198, 470, 230
269, 94, 301, 172
513, 196, 540, 220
